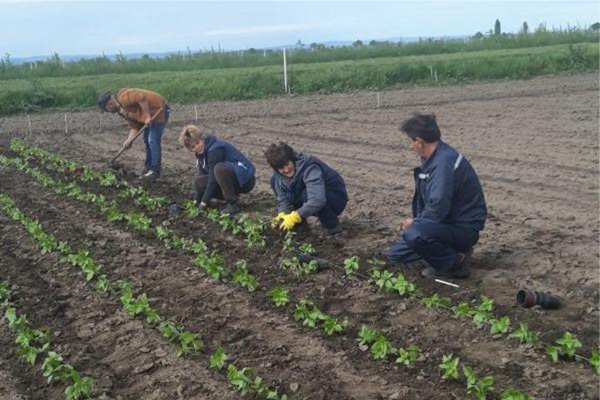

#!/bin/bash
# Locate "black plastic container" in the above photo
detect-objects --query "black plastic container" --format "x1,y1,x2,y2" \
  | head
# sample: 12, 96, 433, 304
516, 289, 561, 309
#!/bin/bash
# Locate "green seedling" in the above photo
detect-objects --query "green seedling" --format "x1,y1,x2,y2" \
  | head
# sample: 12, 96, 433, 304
293, 299, 325, 328
463, 366, 494, 400
500, 389, 533, 400
42, 352, 74, 384
98, 171, 118, 187
159, 320, 181, 342
546, 344, 560, 362
177, 331, 203, 357
17, 341, 44, 365
357, 324, 378, 346
232, 260, 258, 291
80, 166, 97, 182
155, 226, 173, 242
555, 331, 582, 359
396, 344, 419, 366
194, 252, 228, 279
281, 231, 295, 253
219, 213, 242, 234
105, 205, 124, 223
210, 347, 229, 371
299, 242, 315, 254
391, 273, 416, 296
454, 302, 476, 317
489, 316, 511, 334
367, 257, 386, 268
511, 323, 539, 345
422, 293, 451, 309
270, 287, 289, 307
227, 364, 254, 395
323, 316, 348, 336
370, 269, 394, 291
64, 370, 93, 400
371, 333, 396, 361
205, 208, 220, 222
589, 350, 600, 375
124, 212, 152, 231
190, 239, 208, 255
439, 353, 460, 380
343, 255, 359, 275
183, 200, 200, 218
94, 275, 111, 293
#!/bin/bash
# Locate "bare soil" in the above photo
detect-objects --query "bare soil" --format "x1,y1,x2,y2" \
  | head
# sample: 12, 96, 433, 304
0, 72, 598, 400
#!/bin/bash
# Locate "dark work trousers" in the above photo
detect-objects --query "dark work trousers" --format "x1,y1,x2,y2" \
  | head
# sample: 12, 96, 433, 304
270, 176, 347, 229
387, 221, 479, 273
194, 163, 255, 203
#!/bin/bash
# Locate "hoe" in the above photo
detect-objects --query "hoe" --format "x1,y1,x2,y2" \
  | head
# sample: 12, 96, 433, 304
110, 108, 163, 166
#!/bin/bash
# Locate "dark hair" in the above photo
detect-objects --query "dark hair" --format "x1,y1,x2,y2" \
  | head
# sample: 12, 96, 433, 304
97, 92, 112, 111
264, 142, 295, 170
400, 113, 441, 143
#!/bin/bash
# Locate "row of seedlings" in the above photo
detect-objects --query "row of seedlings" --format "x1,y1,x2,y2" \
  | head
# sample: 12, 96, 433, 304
10, 139, 266, 248
0, 192, 288, 400
0, 281, 93, 400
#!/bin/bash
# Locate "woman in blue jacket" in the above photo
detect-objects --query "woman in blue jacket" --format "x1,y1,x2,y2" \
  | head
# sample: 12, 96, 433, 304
179, 125, 255, 215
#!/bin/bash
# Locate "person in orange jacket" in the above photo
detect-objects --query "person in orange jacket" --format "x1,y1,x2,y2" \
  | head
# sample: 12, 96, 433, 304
98, 88, 170, 180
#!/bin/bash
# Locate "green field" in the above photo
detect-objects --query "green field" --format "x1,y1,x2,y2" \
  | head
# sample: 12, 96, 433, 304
0, 42, 598, 116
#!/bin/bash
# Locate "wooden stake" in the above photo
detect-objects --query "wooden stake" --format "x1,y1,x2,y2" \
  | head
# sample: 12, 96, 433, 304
283, 47, 288, 94
64, 114, 68, 133
194, 105, 198, 122
377, 93, 380, 108
27, 115, 32, 134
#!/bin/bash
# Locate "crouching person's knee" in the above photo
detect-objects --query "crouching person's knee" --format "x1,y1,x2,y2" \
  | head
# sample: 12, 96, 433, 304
387, 240, 410, 264
402, 226, 424, 248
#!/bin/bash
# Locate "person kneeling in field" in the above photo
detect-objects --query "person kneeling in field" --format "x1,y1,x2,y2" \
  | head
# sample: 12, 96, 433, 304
266, 142, 348, 235
179, 125, 255, 215
98, 88, 170, 181
387, 113, 487, 279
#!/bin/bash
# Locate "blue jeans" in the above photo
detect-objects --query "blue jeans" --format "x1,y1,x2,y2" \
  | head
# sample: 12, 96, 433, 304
143, 109, 170, 175
387, 221, 479, 273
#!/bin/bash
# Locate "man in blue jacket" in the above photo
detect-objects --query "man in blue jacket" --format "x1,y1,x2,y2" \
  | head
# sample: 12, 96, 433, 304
388, 114, 487, 279
265, 142, 348, 235
179, 125, 255, 215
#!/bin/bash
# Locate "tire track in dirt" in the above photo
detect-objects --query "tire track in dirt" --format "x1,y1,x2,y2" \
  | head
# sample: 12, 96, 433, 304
0, 214, 240, 400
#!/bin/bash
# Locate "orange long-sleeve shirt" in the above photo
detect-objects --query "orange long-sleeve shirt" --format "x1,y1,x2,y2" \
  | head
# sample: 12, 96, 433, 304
115, 88, 167, 129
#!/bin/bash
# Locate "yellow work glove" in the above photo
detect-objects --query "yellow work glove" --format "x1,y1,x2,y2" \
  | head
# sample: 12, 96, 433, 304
280, 211, 302, 231
271, 212, 287, 229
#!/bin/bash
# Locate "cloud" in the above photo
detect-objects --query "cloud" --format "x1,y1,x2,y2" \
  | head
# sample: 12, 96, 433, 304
204, 20, 343, 36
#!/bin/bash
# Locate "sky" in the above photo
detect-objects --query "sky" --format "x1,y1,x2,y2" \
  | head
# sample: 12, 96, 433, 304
1, 0, 598, 58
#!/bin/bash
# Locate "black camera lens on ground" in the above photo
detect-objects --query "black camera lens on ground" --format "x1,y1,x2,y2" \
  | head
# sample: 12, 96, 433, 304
516, 289, 561, 309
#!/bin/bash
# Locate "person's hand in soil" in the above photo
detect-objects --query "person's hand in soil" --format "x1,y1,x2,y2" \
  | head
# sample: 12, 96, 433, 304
400, 218, 413, 231
271, 212, 286, 229
280, 211, 302, 231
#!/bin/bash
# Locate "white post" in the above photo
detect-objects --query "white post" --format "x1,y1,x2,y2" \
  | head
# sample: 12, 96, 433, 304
434, 70, 438, 82
64, 114, 68, 133
27, 115, 32, 134
377, 93, 380, 108
194, 105, 198, 122
430, 66, 433, 77
283, 47, 288, 94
